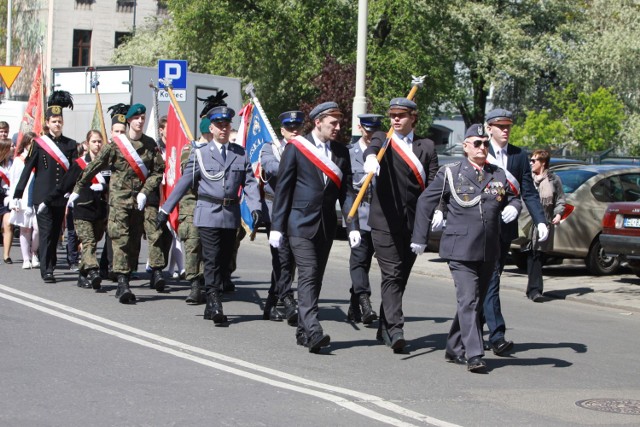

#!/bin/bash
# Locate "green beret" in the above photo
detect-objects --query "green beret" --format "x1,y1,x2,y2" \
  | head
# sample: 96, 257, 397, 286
125, 103, 146, 120
199, 117, 212, 134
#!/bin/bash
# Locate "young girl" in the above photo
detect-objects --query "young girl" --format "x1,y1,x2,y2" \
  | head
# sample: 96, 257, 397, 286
0, 138, 14, 264
9, 132, 39, 269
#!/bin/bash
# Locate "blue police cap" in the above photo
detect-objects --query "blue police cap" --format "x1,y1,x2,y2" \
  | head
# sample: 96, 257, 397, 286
388, 97, 417, 111
309, 102, 342, 120
125, 103, 146, 120
278, 110, 304, 126
485, 108, 513, 125
199, 117, 212, 134
464, 123, 487, 139
358, 114, 384, 131
207, 106, 235, 122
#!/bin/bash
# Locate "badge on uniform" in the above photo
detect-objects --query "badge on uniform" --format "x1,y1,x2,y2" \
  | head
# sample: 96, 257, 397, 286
484, 181, 505, 201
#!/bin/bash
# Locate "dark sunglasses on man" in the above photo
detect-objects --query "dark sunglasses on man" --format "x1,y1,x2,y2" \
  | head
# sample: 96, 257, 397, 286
283, 123, 303, 131
467, 139, 490, 148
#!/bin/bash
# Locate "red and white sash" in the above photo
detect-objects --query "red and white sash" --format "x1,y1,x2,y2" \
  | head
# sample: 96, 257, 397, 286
75, 157, 106, 185
486, 153, 520, 196
113, 134, 149, 182
390, 133, 426, 190
35, 135, 70, 171
290, 136, 343, 189
0, 166, 9, 187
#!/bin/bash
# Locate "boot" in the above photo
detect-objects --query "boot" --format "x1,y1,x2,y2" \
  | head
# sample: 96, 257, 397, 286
203, 292, 227, 324
151, 269, 166, 292
77, 273, 88, 288
359, 294, 378, 325
115, 274, 136, 304
263, 294, 283, 321
87, 269, 102, 290
222, 277, 235, 293
347, 292, 362, 323
281, 294, 298, 326
185, 278, 204, 305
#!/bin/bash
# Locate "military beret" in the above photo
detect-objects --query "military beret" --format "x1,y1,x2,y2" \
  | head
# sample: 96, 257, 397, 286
125, 103, 146, 120
199, 117, 212, 134
464, 123, 488, 139
388, 97, 417, 111
207, 106, 235, 122
358, 114, 384, 131
485, 108, 513, 125
278, 110, 305, 126
309, 102, 342, 120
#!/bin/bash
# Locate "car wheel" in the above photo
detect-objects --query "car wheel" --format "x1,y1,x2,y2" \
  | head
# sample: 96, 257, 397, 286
510, 249, 528, 271
586, 238, 620, 275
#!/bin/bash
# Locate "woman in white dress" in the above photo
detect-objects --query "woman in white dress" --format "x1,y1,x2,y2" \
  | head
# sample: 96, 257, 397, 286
8, 132, 39, 269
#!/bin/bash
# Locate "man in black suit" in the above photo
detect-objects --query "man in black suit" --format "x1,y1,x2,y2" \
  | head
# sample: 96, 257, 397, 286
269, 101, 360, 353
362, 98, 439, 353
483, 108, 548, 355
13, 91, 78, 283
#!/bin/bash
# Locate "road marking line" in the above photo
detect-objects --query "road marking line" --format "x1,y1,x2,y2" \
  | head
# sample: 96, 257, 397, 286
0, 284, 461, 427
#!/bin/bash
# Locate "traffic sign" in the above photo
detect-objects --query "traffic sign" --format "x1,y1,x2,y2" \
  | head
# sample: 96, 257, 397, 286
0, 66, 22, 89
158, 60, 187, 90
158, 89, 186, 103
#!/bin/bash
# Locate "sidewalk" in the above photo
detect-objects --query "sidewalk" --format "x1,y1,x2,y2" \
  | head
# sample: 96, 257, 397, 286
412, 251, 640, 314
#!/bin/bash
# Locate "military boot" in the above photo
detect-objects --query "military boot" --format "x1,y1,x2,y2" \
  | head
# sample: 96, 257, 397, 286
150, 269, 166, 292
203, 292, 227, 324
347, 292, 362, 323
281, 294, 298, 326
76, 273, 89, 288
359, 293, 378, 325
185, 278, 204, 305
263, 294, 283, 321
115, 274, 136, 304
87, 269, 102, 290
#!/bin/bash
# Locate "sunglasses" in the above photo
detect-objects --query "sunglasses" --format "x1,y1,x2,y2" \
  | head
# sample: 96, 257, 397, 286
530, 158, 541, 163
283, 123, 303, 131
466, 139, 490, 148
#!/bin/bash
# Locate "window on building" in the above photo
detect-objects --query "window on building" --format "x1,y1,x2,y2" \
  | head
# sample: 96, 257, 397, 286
72, 30, 92, 66
115, 32, 132, 49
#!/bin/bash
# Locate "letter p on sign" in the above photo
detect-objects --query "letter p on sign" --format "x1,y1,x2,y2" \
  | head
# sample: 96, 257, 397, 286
158, 60, 188, 90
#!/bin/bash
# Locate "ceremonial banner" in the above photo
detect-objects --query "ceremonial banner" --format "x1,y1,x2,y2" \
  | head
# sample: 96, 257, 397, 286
17, 66, 44, 145
163, 102, 190, 231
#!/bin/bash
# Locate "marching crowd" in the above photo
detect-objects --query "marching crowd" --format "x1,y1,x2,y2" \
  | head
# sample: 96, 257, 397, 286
1, 89, 562, 373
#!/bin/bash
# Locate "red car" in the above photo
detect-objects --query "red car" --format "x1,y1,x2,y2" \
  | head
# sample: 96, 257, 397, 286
600, 202, 640, 277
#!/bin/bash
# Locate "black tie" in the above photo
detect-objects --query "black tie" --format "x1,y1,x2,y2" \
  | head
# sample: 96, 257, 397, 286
221, 145, 227, 162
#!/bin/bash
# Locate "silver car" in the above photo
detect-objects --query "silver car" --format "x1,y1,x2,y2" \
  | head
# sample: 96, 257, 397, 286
510, 164, 640, 275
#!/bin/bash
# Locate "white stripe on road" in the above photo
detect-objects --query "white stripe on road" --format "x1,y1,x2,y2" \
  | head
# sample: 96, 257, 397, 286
0, 285, 461, 427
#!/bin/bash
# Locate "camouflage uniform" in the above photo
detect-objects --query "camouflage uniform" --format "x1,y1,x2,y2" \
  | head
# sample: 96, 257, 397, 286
75, 219, 106, 273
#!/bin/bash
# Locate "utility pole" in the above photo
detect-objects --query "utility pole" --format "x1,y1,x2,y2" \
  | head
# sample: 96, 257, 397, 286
351, 0, 368, 142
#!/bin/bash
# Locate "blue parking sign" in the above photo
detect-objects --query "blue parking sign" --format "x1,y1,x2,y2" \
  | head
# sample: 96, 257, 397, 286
158, 60, 188, 89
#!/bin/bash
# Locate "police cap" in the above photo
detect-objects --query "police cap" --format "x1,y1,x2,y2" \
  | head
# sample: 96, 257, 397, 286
485, 109, 513, 125
309, 102, 342, 121
358, 114, 384, 131
207, 106, 235, 122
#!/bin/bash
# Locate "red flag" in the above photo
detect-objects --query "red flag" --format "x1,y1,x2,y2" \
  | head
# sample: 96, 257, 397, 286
17, 66, 44, 145
163, 103, 190, 232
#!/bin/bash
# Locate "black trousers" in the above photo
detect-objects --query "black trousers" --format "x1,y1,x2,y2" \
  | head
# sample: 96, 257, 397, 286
198, 227, 236, 294
349, 230, 374, 296
371, 228, 417, 337
265, 224, 296, 299
289, 233, 334, 339
36, 205, 66, 278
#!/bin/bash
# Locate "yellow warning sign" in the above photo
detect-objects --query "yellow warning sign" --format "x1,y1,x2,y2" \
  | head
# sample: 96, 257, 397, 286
0, 66, 23, 89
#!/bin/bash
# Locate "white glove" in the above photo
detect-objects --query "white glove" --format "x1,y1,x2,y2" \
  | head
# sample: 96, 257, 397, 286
501, 205, 518, 223
90, 183, 104, 192
10, 198, 20, 210
24, 206, 33, 216
2, 197, 8, 207
37, 203, 48, 214
269, 230, 283, 248
348, 230, 361, 248
410, 243, 426, 255
537, 223, 549, 242
67, 192, 80, 208
431, 210, 444, 231
363, 155, 380, 176
136, 192, 147, 211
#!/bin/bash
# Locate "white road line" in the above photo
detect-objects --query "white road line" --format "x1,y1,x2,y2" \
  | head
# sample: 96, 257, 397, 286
0, 284, 461, 427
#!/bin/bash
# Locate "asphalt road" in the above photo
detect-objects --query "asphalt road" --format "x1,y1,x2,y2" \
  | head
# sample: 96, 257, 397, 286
1, 233, 639, 426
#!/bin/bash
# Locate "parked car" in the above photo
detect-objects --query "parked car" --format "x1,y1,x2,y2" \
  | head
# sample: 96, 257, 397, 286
510, 165, 640, 275
600, 202, 640, 277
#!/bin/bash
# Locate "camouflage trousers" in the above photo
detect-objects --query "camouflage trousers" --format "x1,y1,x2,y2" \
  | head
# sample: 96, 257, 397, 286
178, 213, 202, 281
108, 206, 144, 275
144, 205, 171, 269
74, 218, 106, 274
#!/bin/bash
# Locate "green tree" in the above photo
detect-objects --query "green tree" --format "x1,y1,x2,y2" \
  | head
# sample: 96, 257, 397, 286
510, 110, 570, 149
111, 17, 178, 67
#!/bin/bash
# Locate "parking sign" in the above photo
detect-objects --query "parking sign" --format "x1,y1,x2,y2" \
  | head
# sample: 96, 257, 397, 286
158, 60, 188, 102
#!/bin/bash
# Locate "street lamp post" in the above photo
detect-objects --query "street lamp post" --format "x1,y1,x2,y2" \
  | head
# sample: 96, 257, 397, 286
351, 0, 368, 142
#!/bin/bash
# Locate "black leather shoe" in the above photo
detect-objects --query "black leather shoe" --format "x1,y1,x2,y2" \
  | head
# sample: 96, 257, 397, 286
467, 356, 487, 372
77, 275, 88, 288
445, 353, 467, 365
151, 269, 165, 292
263, 294, 283, 321
87, 270, 102, 290
185, 279, 204, 305
358, 294, 378, 325
281, 294, 298, 326
483, 342, 491, 351
43, 273, 56, 283
347, 304, 362, 323
115, 275, 135, 304
491, 338, 514, 356
4, 257, 13, 264
376, 325, 392, 347
390, 332, 406, 352
530, 292, 546, 303
204, 293, 227, 324
307, 333, 330, 353
296, 332, 308, 347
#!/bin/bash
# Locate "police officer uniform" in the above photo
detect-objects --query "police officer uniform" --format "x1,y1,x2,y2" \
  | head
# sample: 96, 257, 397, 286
13, 91, 78, 283
412, 124, 522, 372
259, 110, 301, 325
159, 106, 262, 325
